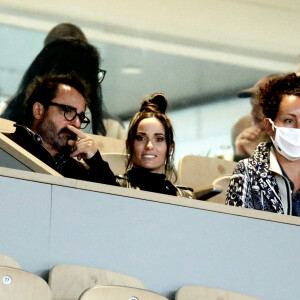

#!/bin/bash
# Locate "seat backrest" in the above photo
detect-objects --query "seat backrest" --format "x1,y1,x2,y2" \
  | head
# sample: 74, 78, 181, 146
79, 285, 169, 300
206, 175, 232, 204
0, 117, 15, 133
0, 254, 20, 269
175, 286, 261, 300
48, 264, 146, 300
0, 266, 51, 300
177, 155, 236, 188
101, 153, 128, 175
88, 133, 126, 153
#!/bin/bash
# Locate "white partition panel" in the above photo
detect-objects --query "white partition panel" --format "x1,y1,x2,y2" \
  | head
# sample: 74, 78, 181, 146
0, 175, 51, 276
0, 168, 300, 300
50, 186, 300, 300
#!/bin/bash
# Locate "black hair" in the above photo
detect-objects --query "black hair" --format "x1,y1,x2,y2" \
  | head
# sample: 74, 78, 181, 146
44, 23, 88, 45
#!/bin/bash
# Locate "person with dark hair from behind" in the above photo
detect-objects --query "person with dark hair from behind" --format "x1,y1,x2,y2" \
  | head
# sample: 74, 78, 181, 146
1, 23, 126, 140
116, 93, 195, 199
44, 22, 88, 45
231, 75, 279, 162
226, 73, 300, 216
4, 73, 117, 185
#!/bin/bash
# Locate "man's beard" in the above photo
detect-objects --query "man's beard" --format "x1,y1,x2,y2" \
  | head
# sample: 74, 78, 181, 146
37, 116, 77, 153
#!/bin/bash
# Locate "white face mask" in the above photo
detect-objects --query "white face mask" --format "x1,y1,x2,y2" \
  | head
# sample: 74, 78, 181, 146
268, 119, 300, 161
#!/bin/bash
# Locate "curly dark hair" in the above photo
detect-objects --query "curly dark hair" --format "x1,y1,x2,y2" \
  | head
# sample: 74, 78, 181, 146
258, 72, 300, 120
126, 93, 176, 179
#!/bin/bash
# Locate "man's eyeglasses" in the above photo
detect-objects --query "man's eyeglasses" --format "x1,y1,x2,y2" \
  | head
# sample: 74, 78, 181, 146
98, 69, 106, 84
49, 102, 90, 129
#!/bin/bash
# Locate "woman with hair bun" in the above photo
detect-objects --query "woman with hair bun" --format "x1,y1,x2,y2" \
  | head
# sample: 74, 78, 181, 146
117, 93, 195, 199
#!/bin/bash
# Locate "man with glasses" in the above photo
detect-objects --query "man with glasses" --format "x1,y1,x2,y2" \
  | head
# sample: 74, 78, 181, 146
5, 73, 117, 185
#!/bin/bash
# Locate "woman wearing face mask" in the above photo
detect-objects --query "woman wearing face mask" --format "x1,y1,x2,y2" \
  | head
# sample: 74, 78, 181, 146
116, 93, 195, 199
226, 73, 300, 216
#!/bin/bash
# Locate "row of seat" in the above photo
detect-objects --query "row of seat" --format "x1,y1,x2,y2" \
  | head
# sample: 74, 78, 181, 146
0, 253, 260, 299
0, 117, 237, 203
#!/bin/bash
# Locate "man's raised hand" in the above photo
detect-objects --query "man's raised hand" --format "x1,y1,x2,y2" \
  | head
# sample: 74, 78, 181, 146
67, 125, 98, 160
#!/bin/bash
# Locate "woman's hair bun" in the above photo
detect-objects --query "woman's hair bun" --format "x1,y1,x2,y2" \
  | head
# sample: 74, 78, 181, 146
140, 93, 168, 114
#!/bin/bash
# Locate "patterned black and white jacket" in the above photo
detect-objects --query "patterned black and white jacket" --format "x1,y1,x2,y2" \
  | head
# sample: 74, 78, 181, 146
225, 142, 293, 214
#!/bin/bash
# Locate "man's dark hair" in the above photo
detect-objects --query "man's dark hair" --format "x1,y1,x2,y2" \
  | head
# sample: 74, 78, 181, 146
258, 72, 300, 120
23, 74, 88, 128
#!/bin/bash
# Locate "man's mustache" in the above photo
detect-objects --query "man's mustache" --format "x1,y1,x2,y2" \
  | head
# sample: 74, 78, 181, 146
59, 127, 77, 140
